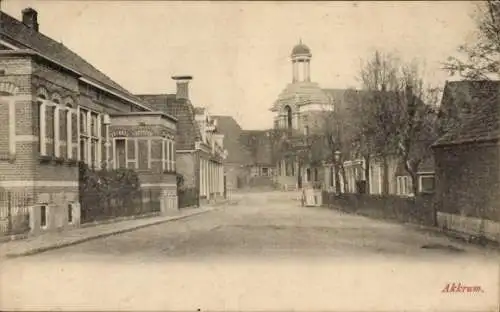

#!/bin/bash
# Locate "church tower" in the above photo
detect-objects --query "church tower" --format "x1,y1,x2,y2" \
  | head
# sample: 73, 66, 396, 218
291, 40, 312, 83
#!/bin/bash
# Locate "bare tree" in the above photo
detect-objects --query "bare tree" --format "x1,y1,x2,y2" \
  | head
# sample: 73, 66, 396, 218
444, 0, 500, 80
396, 63, 440, 195
354, 51, 440, 195
352, 51, 401, 195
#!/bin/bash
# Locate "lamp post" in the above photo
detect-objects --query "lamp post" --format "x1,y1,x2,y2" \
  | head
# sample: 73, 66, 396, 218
334, 150, 341, 195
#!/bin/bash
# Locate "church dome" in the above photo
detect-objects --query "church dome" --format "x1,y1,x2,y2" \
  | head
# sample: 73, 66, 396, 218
291, 42, 311, 56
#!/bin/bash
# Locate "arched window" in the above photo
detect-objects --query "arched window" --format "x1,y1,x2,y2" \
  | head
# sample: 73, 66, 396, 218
64, 98, 76, 160
36, 88, 49, 156
284, 105, 292, 129
49, 93, 62, 157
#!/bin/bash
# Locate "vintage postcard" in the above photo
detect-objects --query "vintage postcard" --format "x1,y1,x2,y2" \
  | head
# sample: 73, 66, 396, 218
0, 0, 499, 311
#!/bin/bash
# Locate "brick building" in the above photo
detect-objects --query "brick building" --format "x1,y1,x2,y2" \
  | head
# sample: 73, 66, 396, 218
138, 77, 226, 204
211, 116, 252, 190
0, 8, 178, 233
433, 80, 500, 241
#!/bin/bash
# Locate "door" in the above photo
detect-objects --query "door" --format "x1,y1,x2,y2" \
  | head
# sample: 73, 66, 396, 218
297, 163, 302, 189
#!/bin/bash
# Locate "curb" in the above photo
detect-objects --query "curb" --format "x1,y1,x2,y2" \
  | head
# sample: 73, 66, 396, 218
80, 212, 161, 229
406, 223, 500, 249
4, 207, 216, 259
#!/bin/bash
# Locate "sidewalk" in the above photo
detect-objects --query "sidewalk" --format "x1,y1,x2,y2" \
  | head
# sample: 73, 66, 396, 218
0, 202, 231, 259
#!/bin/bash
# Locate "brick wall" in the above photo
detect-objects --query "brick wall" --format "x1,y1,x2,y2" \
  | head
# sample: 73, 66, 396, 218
434, 141, 500, 222
0, 57, 35, 183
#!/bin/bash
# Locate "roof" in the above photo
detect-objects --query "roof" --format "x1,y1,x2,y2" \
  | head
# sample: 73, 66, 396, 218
433, 80, 500, 147
137, 94, 202, 150
291, 42, 311, 56
212, 116, 253, 164
0, 10, 149, 108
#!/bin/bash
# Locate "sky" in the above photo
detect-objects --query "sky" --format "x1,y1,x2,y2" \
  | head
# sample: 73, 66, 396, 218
2, 1, 477, 129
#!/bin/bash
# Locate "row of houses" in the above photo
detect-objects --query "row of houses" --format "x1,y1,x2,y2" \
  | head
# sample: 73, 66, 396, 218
213, 41, 500, 240
0, 8, 227, 235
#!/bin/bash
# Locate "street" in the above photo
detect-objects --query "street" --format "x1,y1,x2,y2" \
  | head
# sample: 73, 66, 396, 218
1, 191, 498, 311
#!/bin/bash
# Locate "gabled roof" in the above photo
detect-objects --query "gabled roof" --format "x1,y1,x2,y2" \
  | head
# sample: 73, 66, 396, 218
0, 10, 149, 108
137, 94, 202, 150
212, 116, 253, 164
433, 80, 500, 147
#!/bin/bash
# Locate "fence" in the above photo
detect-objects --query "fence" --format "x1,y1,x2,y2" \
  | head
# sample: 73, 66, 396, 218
80, 188, 162, 224
0, 191, 32, 236
322, 192, 436, 226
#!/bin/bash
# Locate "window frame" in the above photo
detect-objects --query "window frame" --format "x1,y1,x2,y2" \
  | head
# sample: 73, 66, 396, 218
419, 174, 435, 194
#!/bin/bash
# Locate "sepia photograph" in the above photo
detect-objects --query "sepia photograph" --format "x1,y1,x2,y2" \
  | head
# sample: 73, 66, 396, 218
0, 0, 499, 311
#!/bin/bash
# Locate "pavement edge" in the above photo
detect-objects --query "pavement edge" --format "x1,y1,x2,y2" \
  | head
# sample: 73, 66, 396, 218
4, 207, 218, 259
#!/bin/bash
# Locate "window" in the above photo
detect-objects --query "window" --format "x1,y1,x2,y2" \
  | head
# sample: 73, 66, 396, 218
65, 103, 73, 159
285, 105, 292, 129
397, 176, 413, 196
91, 139, 99, 168
304, 125, 309, 136
262, 167, 269, 176
330, 167, 334, 187
420, 175, 435, 193
68, 204, 73, 224
40, 205, 47, 228
80, 139, 87, 163
285, 159, 294, 176
79, 108, 103, 168
314, 168, 319, 181
170, 141, 175, 171
163, 139, 170, 171
80, 110, 87, 135
306, 168, 311, 182
115, 139, 126, 169
36, 89, 48, 156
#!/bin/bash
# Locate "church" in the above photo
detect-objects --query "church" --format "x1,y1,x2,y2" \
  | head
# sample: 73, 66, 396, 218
217, 41, 371, 193
270, 41, 364, 192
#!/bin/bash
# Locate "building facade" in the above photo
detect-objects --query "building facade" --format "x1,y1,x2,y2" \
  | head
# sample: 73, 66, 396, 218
0, 7, 178, 234
138, 77, 226, 205
433, 80, 500, 241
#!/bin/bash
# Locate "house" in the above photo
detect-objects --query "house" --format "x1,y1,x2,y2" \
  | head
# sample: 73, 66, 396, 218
239, 129, 276, 188
394, 157, 435, 196
138, 77, 226, 205
432, 80, 500, 241
0, 7, 178, 234
211, 115, 253, 190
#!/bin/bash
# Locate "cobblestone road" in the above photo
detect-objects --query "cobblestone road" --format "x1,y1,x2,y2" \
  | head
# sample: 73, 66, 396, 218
1, 191, 498, 311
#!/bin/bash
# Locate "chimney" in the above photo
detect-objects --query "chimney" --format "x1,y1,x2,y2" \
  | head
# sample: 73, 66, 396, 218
22, 8, 39, 32
171, 75, 192, 100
